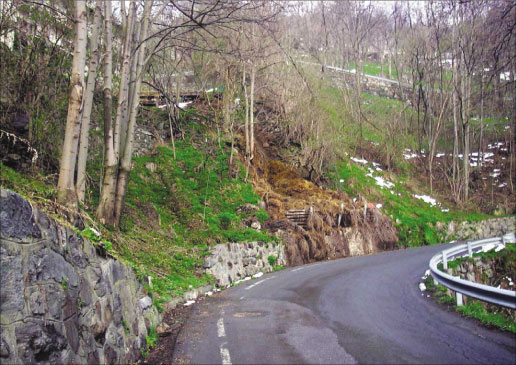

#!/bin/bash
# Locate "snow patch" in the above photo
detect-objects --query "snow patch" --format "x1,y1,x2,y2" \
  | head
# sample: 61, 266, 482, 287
184, 300, 195, 306
414, 194, 437, 206
252, 272, 264, 279
350, 156, 368, 164
373, 176, 394, 189
178, 101, 192, 108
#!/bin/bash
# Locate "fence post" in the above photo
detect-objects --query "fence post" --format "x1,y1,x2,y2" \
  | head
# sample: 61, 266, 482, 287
456, 292, 464, 307
442, 251, 448, 270
467, 241, 472, 257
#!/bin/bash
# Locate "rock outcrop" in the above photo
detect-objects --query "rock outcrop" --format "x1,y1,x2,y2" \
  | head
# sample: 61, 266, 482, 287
0, 189, 159, 364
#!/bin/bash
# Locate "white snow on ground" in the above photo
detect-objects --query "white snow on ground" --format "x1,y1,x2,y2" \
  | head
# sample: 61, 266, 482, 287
178, 101, 192, 108
500, 71, 511, 81
498, 183, 507, 188
414, 194, 437, 206
339, 179, 344, 183
351, 156, 368, 164
184, 300, 196, 306
441, 208, 449, 212
373, 176, 395, 189
490, 169, 501, 178
419, 283, 426, 291
206, 291, 213, 296
205, 88, 214, 93
376, 203, 383, 209
252, 272, 263, 278
488, 142, 505, 149
480, 243, 505, 253
435, 153, 445, 158
403, 148, 418, 159
372, 162, 383, 171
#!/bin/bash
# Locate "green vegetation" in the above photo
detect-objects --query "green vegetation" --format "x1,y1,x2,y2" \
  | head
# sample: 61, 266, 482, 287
1, 126, 276, 310
456, 302, 516, 333
142, 326, 158, 358
425, 270, 516, 333
329, 158, 488, 246
268, 255, 278, 266
61, 277, 68, 291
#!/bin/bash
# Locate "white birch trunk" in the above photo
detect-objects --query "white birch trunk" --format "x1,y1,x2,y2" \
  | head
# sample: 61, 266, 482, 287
76, 0, 102, 203
57, 1, 88, 207
113, 0, 135, 160
113, 0, 153, 226
96, 0, 117, 225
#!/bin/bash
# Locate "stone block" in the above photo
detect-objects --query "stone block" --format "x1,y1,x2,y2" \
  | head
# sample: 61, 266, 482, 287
0, 188, 41, 242
15, 321, 67, 363
0, 243, 24, 317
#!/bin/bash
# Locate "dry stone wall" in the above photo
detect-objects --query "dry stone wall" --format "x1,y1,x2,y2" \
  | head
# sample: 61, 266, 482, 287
0, 189, 159, 364
438, 216, 515, 242
203, 242, 286, 287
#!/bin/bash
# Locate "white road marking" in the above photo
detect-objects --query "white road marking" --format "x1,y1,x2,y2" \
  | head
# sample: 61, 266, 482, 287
245, 278, 267, 290
244, 275, 276, 291
239, 296, 244, 300
220, 346, 232, 365
292, 267, 306, 272
217, 318, 226, 338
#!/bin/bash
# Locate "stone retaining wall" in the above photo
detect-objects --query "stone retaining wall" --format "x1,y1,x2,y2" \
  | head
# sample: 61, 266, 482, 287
0, 189, 159, 364
203, 242, 286, 287
438, 216, 516, 241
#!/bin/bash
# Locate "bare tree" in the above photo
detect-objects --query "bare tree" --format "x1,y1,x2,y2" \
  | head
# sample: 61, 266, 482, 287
56, 1, 87, 207
76, 0, 103, 203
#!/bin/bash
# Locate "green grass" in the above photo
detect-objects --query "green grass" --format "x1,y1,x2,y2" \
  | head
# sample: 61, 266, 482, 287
328, 158, 488, 247
141, 326, 158, 357
0, 162, 56, 201
1, 126, 276, 310
456, 302, 516, 333
425, 265, 516, 333
111, 139, 276, 307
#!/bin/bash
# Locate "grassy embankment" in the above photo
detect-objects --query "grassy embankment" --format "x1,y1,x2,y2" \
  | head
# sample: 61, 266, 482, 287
425, 244, 516, 333
0, 107, 275, 311
312, 78, 489, 247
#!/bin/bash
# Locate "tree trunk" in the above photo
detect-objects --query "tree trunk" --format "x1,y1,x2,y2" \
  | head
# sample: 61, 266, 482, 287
113, 0, 135, 161
96, 0, 117, 225
250, 64, 255, 159
243, 66, 249, 156
76, 0, 103, 203
113, 0, 153, 226
57, 1, 88, 208
122, 19, 140, 156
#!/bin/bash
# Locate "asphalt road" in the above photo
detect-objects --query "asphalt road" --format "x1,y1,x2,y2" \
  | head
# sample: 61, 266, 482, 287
172, 243, 516, 364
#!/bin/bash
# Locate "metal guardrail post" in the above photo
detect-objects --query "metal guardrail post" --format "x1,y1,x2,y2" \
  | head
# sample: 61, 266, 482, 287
456, 292, 463, 306
429, 234, 516, 309
467, 241, 472, 257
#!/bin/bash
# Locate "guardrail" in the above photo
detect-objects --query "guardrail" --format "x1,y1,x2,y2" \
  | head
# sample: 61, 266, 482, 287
429, 233, 516, 309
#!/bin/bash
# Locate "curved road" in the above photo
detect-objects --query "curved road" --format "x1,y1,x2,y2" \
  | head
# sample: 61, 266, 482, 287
173, 243, 516, 364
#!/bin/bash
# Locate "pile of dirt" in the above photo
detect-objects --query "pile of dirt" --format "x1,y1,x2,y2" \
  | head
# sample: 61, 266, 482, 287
246, 125, 398, 266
